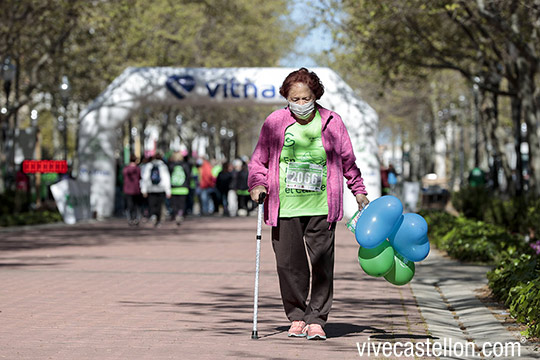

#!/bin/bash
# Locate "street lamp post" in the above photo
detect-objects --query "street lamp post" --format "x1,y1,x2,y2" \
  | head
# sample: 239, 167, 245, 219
59, 76, 70, 161
2, 57, 17, 189
31, 109, 42, 207
472, 82, 480, 168
2, 58, 16, 107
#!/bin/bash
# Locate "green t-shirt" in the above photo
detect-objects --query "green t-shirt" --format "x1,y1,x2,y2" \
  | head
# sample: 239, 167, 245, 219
171, 165, 189, 195
279, 111, 328, 217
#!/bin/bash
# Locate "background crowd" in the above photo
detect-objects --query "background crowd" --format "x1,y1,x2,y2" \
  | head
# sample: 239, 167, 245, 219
118, 152, 255, 227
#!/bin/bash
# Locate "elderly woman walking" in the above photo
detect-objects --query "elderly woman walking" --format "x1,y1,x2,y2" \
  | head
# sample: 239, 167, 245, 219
248, 68, 369, 340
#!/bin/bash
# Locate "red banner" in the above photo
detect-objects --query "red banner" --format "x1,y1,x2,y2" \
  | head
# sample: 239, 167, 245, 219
22, 160, 68, 174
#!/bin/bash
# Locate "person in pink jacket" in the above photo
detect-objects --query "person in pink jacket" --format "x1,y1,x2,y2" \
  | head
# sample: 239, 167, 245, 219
248, 68, 369, 340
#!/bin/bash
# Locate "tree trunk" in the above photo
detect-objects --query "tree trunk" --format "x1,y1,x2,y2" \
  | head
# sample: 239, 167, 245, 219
517, 63, 540, 196
128, 118, 134, 156
158, 111, 170, 154
140, 112, 148, 159
429, 106, 440, 176
510, 94, 523, 196
479, 87, 513, 192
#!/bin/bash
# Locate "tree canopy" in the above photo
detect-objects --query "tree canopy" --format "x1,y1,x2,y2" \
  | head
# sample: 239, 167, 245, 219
0, 0, 298, 169
1, 0, 296, 107
322, 0, 540, 194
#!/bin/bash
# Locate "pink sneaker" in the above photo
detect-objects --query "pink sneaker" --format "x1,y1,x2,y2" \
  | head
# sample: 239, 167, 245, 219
287, 320, 306, 337
302, 324, 326, 340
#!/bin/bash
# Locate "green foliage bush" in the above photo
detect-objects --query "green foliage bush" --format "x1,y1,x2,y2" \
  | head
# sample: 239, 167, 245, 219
440, 218, 523, 263
0, 210, 63, 227
508, 278, 540, 338
0, 190, 62, 227
525, 198, 540, 240
419, 211, 524, 264
451, 186, 493, 220
452, 186, 540, 236
418, 209, 457, 248
487, 254, 540, 338
420, 191, 540, 337
487, 254, 538, 302
0, 191, 31, 215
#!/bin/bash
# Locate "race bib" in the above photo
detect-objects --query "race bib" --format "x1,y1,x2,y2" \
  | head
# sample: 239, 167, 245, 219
285, 162, 323, 191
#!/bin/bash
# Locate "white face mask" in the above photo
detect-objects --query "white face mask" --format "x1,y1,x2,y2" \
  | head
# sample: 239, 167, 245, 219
288, 101, 315, 119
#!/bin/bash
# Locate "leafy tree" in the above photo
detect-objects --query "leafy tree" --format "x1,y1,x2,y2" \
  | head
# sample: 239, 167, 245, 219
1, 0, 298, 181
322, 0, 540, 195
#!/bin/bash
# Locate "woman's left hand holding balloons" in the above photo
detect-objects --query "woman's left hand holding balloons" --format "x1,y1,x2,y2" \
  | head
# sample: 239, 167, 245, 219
355, 194, 370, 211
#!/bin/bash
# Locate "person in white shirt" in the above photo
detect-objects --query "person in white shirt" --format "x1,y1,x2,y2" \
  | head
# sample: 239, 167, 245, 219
140, 153, 171, 227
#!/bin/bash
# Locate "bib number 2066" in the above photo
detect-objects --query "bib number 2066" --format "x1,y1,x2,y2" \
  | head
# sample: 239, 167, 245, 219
286, 162, 323, 191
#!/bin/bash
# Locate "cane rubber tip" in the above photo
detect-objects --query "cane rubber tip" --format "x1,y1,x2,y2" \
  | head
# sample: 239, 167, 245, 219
251, 331, 259, 339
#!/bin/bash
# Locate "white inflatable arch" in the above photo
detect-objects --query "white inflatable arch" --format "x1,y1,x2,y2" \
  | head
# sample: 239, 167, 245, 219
77, 67, 381, 219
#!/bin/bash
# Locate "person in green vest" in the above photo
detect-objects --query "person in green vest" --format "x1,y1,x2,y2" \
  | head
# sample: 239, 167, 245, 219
211, 160, 223, 214
168, 152, 191, 225
185, 155, 199, 216
41, 172, 59, 201
211, 161, 222, 179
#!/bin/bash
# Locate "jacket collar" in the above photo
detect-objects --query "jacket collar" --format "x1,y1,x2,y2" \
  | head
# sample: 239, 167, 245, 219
316, 103, 334, 129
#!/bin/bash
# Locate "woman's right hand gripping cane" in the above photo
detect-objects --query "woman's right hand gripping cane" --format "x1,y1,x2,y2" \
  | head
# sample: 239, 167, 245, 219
250, 186, 267, 204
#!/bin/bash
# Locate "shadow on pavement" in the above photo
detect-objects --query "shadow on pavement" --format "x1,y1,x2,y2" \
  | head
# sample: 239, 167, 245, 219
117, 285, 423, 340
326, 323, 386, 339
0, 217, 257, 252
271, 323, 385, 339
0, 262, 65, 268
370, 333, 439, 340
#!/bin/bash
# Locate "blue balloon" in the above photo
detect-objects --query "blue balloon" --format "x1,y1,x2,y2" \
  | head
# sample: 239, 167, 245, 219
355, 195, 404, 249
388, 213, 430, 262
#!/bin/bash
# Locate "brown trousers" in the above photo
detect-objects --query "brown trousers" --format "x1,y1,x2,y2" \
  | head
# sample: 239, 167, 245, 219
271, 215, 336, 326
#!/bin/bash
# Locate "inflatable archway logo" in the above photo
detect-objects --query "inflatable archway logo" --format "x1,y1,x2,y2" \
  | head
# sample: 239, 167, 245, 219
165, 75, 196, 99
166, 73, 280, 100
77, 67, 381, 219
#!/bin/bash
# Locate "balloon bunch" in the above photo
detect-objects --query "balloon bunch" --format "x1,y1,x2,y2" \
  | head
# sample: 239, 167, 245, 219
352, 195, 430, 286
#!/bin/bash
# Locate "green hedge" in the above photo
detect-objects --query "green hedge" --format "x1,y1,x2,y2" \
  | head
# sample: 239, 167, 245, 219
0, 191, 31, 214
0, 210, 63, 227
440, 218, 525, 264
487, 254, 540, 338
452, 186, 540, 236
0, 190, 62, 227
419, 210, 524, 264
421, 209, 539, 337
525, 199, 540, 241
418, 209, 457, 249
509, 279, 540, 338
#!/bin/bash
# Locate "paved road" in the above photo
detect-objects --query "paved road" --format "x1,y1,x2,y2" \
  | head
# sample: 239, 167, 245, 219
0, 216, 537, 359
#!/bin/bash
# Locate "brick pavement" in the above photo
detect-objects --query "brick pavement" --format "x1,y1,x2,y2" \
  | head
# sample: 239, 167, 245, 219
1, 216, 435, 360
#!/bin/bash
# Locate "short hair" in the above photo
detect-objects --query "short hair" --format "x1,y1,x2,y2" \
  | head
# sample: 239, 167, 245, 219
130, 154, 138, 163
169, 151, 183, 162
279, 67, 325, 100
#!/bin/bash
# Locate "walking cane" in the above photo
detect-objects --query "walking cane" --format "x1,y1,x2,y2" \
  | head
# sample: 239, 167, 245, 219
251, 192, 266, 340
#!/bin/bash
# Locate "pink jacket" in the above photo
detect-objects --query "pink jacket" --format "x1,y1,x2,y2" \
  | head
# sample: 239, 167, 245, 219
248, 104, 368, 226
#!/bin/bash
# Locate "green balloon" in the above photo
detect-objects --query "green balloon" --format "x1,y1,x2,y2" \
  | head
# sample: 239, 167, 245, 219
358, 241, 395, 277
384, 253, 415, 286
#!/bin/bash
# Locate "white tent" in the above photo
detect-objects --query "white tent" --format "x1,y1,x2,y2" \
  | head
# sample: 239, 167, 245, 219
77, 67, 380, 219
